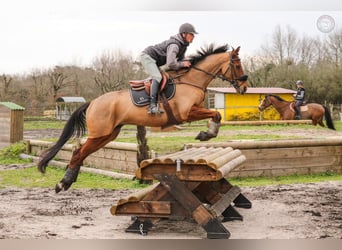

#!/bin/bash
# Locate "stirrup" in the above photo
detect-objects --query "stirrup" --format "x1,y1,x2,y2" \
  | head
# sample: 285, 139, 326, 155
148, 104, 164, 114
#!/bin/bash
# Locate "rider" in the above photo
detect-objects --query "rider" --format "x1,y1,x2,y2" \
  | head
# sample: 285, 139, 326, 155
140, 23, 198, 114
293, 80, 306, 119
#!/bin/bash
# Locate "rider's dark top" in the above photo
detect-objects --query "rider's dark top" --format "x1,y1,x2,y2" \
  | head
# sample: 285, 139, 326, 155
143, 34, 189, 70
295, 87, 305, 102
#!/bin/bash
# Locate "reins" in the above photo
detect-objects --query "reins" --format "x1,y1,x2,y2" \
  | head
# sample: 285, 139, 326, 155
190, 52, 246, 90
168, 51, 242, 91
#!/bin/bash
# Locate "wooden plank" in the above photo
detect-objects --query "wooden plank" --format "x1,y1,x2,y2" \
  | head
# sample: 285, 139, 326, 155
138, 164, 218, 181
154, 174, 214, 225
210, 186, 241, 216
113, 201, 171, 215
236, 155, 341, 171
194, 182, 222, 204
242, 146, 342, 160
155, 174, 202, 210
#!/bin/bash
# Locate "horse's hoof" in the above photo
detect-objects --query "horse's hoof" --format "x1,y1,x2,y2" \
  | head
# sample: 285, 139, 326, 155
195, 131, 209, 141
55, 181, 72, 193
55, 182, 63, 193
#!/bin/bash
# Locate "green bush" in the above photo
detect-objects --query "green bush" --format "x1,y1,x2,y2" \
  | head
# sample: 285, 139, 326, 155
0, 142, 31, 164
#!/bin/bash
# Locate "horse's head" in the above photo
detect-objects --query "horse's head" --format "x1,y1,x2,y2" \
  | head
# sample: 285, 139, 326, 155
186, 44, 248, 94
219, 46, 249, 94
258, 95, 273, 111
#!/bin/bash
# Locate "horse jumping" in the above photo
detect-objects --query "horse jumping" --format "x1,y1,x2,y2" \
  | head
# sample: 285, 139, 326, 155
38, 44, 249, 193
258, 94, 335, 130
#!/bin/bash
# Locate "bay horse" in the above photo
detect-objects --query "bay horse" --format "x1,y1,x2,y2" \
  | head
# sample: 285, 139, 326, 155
38, 44, 249, 193
258, 94, 335, 130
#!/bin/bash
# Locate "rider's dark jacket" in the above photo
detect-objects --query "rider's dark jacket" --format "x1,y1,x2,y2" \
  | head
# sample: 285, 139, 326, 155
295, 87, 305, 102
143, 34, 189, 70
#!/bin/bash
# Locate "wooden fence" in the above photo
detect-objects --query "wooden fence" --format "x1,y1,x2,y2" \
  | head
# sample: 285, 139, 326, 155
185, 138, 342, 177
26, 139, 138, 174
27, 137, 342, 178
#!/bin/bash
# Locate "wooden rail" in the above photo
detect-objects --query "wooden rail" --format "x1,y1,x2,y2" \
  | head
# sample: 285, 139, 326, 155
26, 139, 138, 174
185, 138, 342, 177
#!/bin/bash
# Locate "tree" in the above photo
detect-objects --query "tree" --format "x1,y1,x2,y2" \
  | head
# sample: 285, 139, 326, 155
297, 35, 316, 66
92, 49, 137, 94
0, 74, 13, 101
48, 66, 78, 100
30, 69, 50, 102
327, 28, 342, 68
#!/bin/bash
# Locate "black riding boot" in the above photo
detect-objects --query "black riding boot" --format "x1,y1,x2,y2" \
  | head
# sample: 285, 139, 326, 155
148, 79, 164, 114
294, 107, 301, 120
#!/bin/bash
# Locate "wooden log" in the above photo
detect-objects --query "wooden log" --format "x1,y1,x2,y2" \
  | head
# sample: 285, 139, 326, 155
208, 149, 242, 170
80, 138, 137, 151
217, 155, 247, 178
185, 138, 342, 149
115, 182, 160, 206
113, 201, 171, 216
194, 147, 233, 164
220, 120, 312, 126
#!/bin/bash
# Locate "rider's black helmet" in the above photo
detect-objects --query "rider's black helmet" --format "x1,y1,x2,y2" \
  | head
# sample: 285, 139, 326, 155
179, 23, 198, 34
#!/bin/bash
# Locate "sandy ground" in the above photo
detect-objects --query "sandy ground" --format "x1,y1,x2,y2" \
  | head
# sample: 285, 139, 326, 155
0, 126, 340, 239
0, 180, 341, 239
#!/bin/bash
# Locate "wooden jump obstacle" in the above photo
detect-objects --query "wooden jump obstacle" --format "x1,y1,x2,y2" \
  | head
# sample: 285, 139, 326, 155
110, 147, 252, 239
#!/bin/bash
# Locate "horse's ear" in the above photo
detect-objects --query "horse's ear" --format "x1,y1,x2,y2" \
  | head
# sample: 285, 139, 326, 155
233, 46, 240, 56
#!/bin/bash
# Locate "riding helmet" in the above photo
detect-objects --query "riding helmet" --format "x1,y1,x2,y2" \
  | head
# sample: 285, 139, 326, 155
179, 23, 198, 34
296, 80, 303, 85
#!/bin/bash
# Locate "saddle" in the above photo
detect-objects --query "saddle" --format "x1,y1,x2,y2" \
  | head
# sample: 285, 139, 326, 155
129, 72, 169, 94
128, 72, 176, 107
290, 102, 308, 112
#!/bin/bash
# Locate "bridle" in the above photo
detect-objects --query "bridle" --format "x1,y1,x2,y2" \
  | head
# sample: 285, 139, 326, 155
191, 51, 248, 89
259, 95, 272, 110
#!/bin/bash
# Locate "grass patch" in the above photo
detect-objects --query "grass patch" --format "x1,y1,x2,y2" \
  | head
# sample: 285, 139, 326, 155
0, 166, 340, 190
229, 171, 342, 187
24, 120, 66, 130
0, 166, 148, 190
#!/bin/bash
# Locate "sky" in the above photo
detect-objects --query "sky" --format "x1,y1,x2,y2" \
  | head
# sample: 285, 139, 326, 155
1, 0, 342, 75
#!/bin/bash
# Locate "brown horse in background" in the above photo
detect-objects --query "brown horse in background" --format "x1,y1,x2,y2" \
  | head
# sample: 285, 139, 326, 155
258, 94, 335, 130
38, 44, 249, 192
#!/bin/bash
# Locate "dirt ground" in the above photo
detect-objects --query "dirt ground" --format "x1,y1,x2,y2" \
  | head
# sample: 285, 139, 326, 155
0, 126, 341, 239
0, 180, 341, 239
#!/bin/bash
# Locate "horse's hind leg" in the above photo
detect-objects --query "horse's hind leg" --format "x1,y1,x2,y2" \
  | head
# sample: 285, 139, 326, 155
56, 126, 122, 193
312, 116, 325, 128
317, 119, 325, 127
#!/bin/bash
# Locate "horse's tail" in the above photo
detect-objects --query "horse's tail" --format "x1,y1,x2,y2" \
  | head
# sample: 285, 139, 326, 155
323, 106, 336, 130
38, 102, 90, 173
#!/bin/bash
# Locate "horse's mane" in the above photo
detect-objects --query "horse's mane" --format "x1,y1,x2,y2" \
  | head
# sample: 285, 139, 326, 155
189, 43, 229, 65
268, 94, 289, 102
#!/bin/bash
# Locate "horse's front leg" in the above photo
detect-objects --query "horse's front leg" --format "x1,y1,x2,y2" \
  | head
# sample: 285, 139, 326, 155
55, 148, 83, 193
186, 106, 222, 141
56, 164, 81, 193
